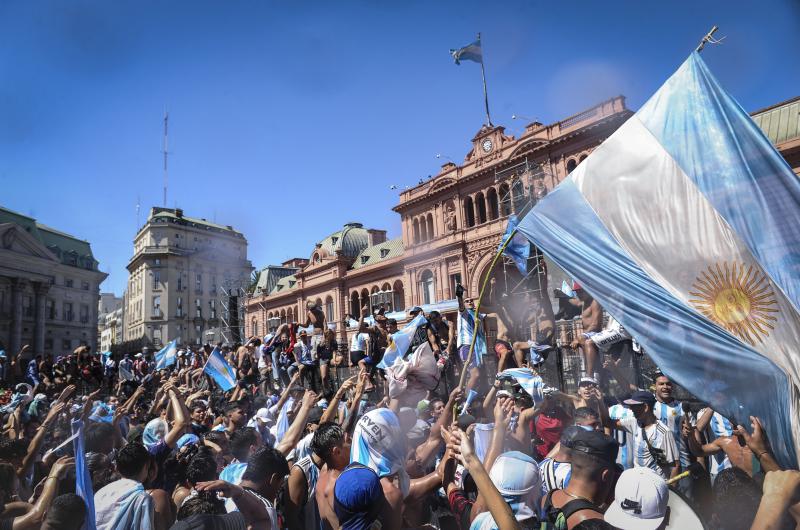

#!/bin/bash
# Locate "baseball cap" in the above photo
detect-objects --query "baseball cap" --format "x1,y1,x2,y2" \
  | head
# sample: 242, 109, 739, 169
578, 377, 599, 387
409, 306, 423, 314
255, 407, 271, 422
624, 390, 657, 407
489, 451, 540, 498
176, 433, 199, 449
604, 467, 669, 530
561, 426, 619, 464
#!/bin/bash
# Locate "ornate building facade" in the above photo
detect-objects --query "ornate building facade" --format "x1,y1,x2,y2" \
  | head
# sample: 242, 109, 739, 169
246, 97, 632, 343
245, 94, 799, 346
0, 206, 107, 357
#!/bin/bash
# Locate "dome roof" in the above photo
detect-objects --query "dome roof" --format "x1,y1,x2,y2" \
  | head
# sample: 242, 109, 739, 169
317, 222, 370, 259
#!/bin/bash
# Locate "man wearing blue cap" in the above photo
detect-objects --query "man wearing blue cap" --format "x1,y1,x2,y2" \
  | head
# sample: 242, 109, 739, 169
333, 464, 386, 530
612, 390, 679, 481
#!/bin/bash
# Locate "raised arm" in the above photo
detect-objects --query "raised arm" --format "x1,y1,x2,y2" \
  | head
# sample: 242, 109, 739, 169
738, 416, 780, 473
196, 480, 271, 530
453, 428, 520, 530
20, 396, 68, 480
13, 457, 74, 530
163, 386, 190, 448
275, 390, 318, 456
484, 398, 514, 472
320, 377, 355, 424
273, 373, 301, 414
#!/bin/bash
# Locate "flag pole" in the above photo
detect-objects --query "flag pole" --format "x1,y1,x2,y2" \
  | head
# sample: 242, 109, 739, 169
458, 228, 517, 389
696, 26, 719, 53
478, 33, 493, 126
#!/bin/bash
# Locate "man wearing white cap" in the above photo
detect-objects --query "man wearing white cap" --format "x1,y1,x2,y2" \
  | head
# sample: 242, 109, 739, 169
604, 467, 669, 530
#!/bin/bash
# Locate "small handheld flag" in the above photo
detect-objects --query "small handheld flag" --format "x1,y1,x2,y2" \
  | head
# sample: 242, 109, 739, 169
203, 347, 237, 392
155, 339, 178, 370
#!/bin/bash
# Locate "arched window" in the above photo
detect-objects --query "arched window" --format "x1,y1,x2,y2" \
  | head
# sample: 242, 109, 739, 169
393, 280, 405, 311
419, 217, 428, 242
499, 184, 511, 216
566, 159, 577, 174
464, 196, 476, 228
360, 288, 369, 315
412, 219, 420, 244
475, 192, 487, 224
350, 291, 360, 319
280, 309, 287, 325
325, 296, 334, 324
251, 318, 258, 338
579, 154, 588, 162
487, 187, 499, 220
288, 307, 294, 324
419, 270, 435, 305
426, 213, 435, 240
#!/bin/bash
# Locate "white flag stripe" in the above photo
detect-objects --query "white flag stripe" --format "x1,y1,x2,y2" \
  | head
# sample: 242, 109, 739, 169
573, 116, 800, 458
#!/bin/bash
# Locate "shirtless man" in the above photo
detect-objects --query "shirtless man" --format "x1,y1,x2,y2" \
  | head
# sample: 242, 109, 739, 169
568, 283, 602, 379
304, 301, 327, 361
314, 423, 354, 530
512, 293, 556, 368
685, 415, 779, 477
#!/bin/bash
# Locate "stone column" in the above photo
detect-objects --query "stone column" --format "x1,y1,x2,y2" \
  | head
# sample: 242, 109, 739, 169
10, 278, 27, 356
33, 281, 50, 354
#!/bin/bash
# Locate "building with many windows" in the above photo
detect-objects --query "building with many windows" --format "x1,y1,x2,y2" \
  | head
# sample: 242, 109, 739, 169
245, 94, 800, 348
246, 97, 631, 344
0, 206, 107, 357
124, 207, 253, 347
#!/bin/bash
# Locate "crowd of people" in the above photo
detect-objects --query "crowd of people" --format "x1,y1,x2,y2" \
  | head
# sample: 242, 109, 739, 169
0, 283, 798, 530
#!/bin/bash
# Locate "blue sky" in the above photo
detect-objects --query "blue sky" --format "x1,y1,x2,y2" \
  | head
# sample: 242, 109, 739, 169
1, 0, 798, 296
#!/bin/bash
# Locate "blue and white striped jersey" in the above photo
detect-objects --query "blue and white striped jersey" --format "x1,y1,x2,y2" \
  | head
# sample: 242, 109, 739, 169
609, 404, 635, 470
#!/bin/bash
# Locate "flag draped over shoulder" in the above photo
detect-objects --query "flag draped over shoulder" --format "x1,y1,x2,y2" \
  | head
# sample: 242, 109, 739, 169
499, 215, 529, 275
155, 340, 178, 370
379, 313, 428, 369
203, 347, 237, 392
450, 38, 482, 65
516, 52, 800, 469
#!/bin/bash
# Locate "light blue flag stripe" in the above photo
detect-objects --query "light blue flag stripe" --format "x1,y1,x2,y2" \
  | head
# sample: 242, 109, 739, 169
450, 40, 482, 65
71, 419, 96, 530
499, 215, 529, 275
517, 178, 797, 469
204, 347, 237, 392
637, 52, 800, 313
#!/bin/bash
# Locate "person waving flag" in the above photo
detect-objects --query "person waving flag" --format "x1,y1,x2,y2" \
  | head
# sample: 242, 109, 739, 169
204, 347, 237, 392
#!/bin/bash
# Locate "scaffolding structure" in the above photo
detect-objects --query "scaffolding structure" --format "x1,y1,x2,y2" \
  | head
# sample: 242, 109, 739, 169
492, 157, 552, 298
216, 279, 248, 345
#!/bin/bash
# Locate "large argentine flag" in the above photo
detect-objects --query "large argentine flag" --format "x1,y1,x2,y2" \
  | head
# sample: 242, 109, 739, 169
518, 52, 800, 468
155, 339, 178, 370
204, 347, 237, 392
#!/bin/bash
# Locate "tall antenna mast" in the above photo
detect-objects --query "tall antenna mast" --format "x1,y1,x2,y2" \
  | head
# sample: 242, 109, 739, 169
162, 110, 169, 207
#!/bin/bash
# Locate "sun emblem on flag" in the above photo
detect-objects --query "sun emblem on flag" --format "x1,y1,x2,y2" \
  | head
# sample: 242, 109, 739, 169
689, 262, 778, 346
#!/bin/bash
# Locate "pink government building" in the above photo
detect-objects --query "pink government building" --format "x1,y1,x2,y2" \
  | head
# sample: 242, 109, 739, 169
245, 94, 800, 349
